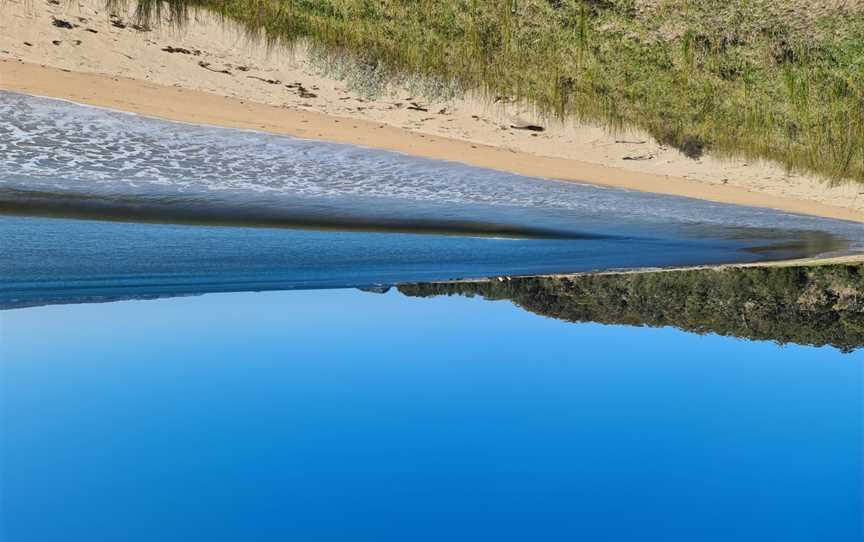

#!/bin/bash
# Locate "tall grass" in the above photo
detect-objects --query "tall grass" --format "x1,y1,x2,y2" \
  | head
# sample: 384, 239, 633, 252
115, 0, 864, 183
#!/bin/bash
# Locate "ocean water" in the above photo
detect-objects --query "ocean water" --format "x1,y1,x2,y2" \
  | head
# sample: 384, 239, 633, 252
1, 289, 862, 541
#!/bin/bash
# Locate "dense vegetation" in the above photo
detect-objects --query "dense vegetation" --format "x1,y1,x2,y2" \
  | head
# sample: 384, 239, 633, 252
399, 264, 864, 352
120, 0, 864, 182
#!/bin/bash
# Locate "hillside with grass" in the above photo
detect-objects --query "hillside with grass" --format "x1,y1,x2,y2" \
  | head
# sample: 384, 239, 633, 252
399, 263, 864, 352
118, 0, 864, 183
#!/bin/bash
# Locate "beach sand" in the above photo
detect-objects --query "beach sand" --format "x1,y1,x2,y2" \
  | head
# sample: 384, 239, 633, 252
2, 0, 864, 223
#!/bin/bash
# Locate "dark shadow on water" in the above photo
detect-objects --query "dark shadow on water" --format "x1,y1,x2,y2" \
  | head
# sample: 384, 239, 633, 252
0, 188, 620, 240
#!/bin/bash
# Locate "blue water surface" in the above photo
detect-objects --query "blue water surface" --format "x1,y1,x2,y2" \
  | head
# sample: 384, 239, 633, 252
0, 215, 851, 308
1, 289, 862, 541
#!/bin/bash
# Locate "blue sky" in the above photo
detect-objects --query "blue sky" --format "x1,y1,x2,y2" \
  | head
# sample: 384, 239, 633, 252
1, 290, 862, 541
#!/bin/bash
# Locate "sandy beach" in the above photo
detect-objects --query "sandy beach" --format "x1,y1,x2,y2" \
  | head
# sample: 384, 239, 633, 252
2, 0, 864, 223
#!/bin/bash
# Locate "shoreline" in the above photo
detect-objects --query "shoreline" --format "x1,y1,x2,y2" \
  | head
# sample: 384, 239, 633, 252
3, 60, 864, 224
2, 0, 864, 224
411, 253, 864, 286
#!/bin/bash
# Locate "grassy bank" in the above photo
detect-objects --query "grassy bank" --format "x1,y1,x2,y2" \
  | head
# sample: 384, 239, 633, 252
399, 262, 864, 352
120, 0, 864, 183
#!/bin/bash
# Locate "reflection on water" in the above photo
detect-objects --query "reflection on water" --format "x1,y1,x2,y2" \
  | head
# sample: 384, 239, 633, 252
1, 289, 862, 542
0, 215, 859, 310
2, 214, 862, 351
5, 212, 862, 352
400, 263, 864, 352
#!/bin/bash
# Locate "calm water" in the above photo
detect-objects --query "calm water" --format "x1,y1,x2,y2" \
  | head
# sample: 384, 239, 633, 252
1, 214, 855, 308
1, 289, 862, 541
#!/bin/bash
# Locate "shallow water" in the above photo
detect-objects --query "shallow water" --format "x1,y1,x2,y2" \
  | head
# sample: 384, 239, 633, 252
0, 90, 861, 255
1, 289, 862, 541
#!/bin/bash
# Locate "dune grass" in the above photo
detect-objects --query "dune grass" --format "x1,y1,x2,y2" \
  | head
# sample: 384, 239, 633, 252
118, 0, 864, 183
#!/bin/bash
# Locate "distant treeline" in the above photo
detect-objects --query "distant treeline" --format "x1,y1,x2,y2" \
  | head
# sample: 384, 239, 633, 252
399, 264, 864, 352
121, 0, 864, 182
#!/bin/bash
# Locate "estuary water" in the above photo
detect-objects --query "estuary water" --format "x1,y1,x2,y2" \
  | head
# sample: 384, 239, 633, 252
0, 213, 855, 308
1, 90, 863, 307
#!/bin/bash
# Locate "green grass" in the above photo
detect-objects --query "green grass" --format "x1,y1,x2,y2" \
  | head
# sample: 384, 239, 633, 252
398, 263, 864, 352
118, 0, 864, 183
